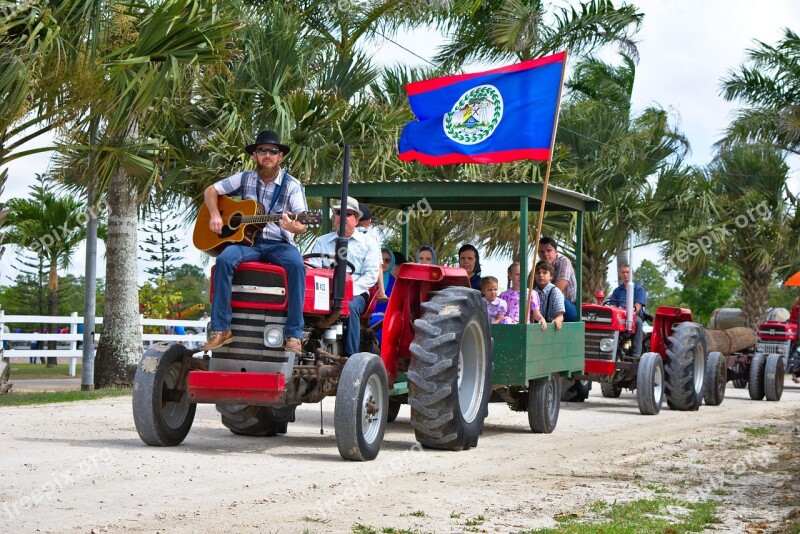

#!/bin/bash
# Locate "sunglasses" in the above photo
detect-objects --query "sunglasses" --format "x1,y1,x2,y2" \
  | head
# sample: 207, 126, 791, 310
254, 147, 281, 156
333, 209, 357, 218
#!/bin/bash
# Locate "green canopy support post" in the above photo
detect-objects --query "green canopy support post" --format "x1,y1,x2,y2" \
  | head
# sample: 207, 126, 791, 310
519, 195, 528, 323
401, 211, 409, 258
322, 197, 330, 234
576, 210, 583, 307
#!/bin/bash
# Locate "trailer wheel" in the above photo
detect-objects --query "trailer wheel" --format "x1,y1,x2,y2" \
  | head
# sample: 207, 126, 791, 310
703, 351, 727, 406
132, 343, 196, 446
217, 404, 295, 436
528, 375, 560, 433
560, 378, 591, 402
664, 322, 706, 411
387, 399, 402, 422
335, 352, 388, 461
408, 286, 492, 450
764, 353, 785, 401
732, 363, 748, 388
636, 352, 664, 415
748, 353, 766, 400
601, 381, 622, 398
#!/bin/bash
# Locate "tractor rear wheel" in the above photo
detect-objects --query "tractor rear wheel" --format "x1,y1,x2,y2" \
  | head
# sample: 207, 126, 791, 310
335, 352, 388, 461
217, 404, 296, 437
408, 286, 492, 450
764, 353, 785, 401
636, 352, 664, 415
748, 353, 766, 400
132, 343, 196, 446
560, 378, 591, 402
528, 375, 560, 433
600, 381, 622, 398
703, 351, 727, 406
664, 322, 706, 411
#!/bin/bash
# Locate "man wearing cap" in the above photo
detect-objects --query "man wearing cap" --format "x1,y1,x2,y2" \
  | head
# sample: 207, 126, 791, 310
201, 130, 307, 353
309, 197, 381, 356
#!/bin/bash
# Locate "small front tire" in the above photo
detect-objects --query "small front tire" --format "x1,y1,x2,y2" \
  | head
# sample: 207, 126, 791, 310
528, 376, 560, 434
335, 352, 388, 461
748, 353, 766, 401
764, 353, 785, 401
636, 352, 664, 415
703, 351, 727, 406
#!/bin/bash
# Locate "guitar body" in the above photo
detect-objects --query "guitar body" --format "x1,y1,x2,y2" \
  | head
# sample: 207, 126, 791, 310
193, 196, 264, 257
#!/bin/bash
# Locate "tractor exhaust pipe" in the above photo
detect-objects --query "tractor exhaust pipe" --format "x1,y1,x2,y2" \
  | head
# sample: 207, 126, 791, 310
332, 145, 351, 313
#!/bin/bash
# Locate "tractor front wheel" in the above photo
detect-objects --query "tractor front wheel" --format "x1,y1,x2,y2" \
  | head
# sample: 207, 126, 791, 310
664, 322, 706, 411
560, 378, 591, 402
601, 381, 622, 398
748, 353, 766, 400
636, 352, 664, 415
335, 352, 388, 461
703, 351, 727, 406
764, 353, 785, 401
408, 286, 493, 450
132, 343, 196, 446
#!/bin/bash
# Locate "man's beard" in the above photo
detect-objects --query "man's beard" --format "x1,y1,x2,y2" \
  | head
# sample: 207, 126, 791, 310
256, 160, 278, 180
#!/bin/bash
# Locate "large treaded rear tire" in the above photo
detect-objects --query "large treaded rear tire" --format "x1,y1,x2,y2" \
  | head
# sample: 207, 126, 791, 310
217, 404, 296, 437
408, 286, 493, 451
132, 343, 196, 446
560, 378, 591, 402
748, 353, 766, 400
703, 351, 727, 406
764, 353, 784, 402
664, 322, 706, 411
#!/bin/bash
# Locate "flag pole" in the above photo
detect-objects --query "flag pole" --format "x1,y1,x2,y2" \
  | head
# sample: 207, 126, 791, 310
525, 50, 568, 324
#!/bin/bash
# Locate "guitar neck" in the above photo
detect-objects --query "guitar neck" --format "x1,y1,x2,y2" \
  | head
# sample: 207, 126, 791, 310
238, 213, 298, 224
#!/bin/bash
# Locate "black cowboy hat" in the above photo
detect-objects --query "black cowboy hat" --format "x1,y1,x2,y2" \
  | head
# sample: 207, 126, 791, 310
245, 130, 290, 156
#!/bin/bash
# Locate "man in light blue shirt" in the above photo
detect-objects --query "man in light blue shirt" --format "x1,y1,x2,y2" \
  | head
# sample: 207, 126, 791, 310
608, 264, 648, 358
310, 197, 381, 356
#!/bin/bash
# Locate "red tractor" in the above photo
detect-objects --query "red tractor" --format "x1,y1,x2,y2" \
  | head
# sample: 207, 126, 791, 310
576, 303, 706, 415
132, 253, 493, 461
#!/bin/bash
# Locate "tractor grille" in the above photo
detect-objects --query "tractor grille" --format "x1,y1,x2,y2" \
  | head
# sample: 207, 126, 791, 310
582, 307, 613, 324
755, 342, 790, 355
585, 330, 614, 361
231, 269, 286, 305
211, 309, 289, 362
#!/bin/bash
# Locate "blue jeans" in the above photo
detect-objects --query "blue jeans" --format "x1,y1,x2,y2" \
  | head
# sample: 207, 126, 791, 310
564, 299, 578, 322
345, 294, 367, 356
210, 239, 305, 339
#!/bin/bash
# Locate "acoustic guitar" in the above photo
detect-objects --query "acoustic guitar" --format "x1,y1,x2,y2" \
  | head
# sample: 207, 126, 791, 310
193, 196, 321, 257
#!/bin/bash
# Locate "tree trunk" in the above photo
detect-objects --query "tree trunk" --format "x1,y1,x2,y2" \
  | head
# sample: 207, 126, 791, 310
582, 243, 609, 303
740, 268, 772, 328
94, 170, 141, 388
46, 262, 59, 367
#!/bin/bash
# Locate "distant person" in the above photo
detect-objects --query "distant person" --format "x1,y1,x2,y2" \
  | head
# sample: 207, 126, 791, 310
458, 244, 482, 290
533, 261, 564, 331
415, 245, 437, 265
608, 263, 647, 359
538, 237, 577, 322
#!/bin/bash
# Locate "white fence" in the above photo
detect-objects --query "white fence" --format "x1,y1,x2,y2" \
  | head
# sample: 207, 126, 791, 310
0, 311, 208, 377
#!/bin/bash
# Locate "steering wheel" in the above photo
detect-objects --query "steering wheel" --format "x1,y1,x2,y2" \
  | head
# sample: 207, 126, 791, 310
302, 253, 355, 274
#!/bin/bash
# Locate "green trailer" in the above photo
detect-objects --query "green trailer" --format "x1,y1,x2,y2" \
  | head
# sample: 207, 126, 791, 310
306, 179, 599, 435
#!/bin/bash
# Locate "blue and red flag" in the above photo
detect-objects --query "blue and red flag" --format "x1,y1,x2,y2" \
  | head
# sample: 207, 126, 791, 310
398, 51, 566, 165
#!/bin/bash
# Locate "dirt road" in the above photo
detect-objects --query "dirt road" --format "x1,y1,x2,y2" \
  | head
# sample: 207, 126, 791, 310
2, 384, 799, 533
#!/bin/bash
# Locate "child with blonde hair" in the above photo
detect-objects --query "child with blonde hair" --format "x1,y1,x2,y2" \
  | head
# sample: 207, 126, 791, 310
480, 276, 507, 324
499, 262, 547, 330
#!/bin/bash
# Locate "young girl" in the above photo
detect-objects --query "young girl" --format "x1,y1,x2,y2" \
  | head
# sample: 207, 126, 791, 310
481, 276, 507, 324
499, 262, 547, 329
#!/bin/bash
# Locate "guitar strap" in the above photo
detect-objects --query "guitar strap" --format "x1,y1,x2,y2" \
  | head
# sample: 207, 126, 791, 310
266, 169, 287, 215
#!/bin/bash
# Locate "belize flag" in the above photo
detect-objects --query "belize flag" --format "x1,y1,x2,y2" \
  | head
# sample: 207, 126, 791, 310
398, 51, 566, 165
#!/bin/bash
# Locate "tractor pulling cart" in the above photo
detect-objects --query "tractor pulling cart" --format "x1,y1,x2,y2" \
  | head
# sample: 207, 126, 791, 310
132, 178, 598, 460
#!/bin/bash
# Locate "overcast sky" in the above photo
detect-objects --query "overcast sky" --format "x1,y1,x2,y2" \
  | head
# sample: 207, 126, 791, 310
1, 0, 799, 286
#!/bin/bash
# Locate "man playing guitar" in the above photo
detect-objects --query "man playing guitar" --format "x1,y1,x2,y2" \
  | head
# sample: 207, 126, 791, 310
201, 130, 307, 353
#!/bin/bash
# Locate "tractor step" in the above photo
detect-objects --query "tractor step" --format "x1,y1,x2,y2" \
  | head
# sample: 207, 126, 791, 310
187, 370, 286, 405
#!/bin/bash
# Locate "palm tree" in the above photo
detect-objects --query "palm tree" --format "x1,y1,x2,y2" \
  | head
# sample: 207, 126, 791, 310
2, 176, 88, 365
51, 0, 238, 387
432, 0, 642, 70
719, 28, 800, 156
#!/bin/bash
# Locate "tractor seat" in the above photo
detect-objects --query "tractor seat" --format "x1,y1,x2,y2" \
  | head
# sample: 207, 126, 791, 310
360, 283, 380, 320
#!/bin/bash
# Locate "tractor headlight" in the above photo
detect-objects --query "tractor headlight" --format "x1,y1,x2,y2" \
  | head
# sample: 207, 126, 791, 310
264, 326, 284, 348
599, 338, 615, 352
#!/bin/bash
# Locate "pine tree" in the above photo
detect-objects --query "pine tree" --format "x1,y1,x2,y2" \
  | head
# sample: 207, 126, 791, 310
139, 205, 185, 281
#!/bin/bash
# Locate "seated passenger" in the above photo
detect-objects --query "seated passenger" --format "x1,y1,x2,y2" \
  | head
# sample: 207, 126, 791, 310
458, 244, 482, 291
607, 264, 647, 358
533, 261, 564, 331
416, 245, 437, 265
538, 237, 577, 322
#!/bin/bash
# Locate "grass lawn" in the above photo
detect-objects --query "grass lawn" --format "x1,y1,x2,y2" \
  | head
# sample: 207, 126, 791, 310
8, 363, 82, 380
0, 389, 131, 407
